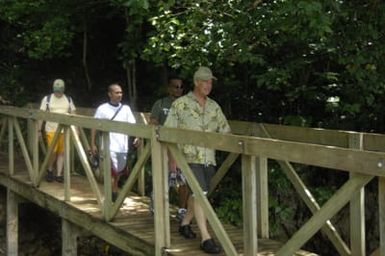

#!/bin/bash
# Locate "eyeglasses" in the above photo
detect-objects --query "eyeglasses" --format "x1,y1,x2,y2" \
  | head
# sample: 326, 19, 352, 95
173, 85, 183, 89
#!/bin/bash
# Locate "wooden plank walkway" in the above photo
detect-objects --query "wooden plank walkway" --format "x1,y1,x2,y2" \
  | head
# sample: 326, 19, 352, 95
0, 152, 317, 256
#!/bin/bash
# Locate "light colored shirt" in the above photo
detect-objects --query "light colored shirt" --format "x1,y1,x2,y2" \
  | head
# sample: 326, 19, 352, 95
39, 93, 76, 132
164, 91, 231, 165
94, 102, 136, 153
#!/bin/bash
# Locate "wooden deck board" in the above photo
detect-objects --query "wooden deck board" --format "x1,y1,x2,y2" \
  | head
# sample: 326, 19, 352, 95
0, 152, 318, 255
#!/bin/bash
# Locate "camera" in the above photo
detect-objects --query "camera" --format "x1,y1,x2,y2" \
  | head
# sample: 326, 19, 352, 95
88, 152, 99, 169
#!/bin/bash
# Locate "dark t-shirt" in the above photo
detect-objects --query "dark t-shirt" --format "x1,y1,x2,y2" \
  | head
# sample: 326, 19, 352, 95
150, 96, 174, 125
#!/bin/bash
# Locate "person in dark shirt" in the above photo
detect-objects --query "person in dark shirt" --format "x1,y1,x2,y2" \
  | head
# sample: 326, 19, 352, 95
150, 76, 188, 220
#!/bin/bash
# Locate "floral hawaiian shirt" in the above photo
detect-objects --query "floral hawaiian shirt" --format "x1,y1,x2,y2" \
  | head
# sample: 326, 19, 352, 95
164, 91, 231, 165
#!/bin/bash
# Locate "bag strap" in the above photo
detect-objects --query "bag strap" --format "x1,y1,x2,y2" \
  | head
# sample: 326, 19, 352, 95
66, 95, 72, 113
110, 104, 124, 120
45, 94, 51, 111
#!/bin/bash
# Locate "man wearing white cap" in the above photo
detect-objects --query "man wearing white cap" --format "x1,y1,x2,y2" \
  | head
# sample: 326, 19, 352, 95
164, 66, 231, 254
39, 79, 76, 182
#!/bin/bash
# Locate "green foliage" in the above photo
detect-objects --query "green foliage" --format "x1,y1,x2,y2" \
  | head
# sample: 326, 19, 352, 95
311, 186, 335, 206
0, 65, 30, 106
24, 17, 74, 59
214, 187, 243, 226
0, 0, 75, 59
111, 0, 149, 13
141, 0, 385, 131
1, 0, 385, 131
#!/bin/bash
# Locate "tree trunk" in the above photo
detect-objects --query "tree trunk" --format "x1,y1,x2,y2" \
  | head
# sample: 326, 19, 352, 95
123, 9, 138, 110
126, 60, 137, 110
82, 22, 92, 91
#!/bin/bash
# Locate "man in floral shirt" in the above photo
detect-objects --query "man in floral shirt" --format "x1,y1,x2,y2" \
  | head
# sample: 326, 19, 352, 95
164, 66, 230, 254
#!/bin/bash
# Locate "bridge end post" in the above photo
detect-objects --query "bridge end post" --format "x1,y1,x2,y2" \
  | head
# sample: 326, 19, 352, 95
62, 219, 82, 255
6, 189, 20, 255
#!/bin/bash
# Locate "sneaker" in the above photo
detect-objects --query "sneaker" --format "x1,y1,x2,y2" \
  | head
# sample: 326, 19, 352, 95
200, 238, 221, 254
45, 170, 54, 182
55, 176, 64, 183
178, 225, 196, 239
176, 208, 187, 221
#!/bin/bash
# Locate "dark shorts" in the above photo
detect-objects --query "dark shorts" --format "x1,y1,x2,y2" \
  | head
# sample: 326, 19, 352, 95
189, 163, 216, 194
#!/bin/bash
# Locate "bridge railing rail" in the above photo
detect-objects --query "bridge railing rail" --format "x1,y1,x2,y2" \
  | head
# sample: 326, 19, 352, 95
0, 105, 384, 256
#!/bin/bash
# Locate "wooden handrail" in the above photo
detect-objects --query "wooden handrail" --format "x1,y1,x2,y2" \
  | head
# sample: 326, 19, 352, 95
1, 105, 385, 255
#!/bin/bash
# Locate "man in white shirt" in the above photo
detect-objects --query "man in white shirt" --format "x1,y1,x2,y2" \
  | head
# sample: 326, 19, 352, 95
91, 83, 137, 202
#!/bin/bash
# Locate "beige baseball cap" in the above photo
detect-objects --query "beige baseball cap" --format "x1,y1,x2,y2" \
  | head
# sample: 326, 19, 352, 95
53, 79, 65, 93
193, 66, 217, 81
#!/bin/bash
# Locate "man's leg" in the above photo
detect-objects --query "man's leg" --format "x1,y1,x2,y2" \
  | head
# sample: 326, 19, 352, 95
192, 164, 221, 254
47, 153, 56, 171
45, 132, 56, 182
56, 153, 64, 177
108, 174, 117, 202
194, 198, 211, 241
54, 134, 65, 182
111, 152, 128, 202
179, 196, 196, 239
178, 185, 189, 210
113, 174, 120, 193
176, 184, 189, 220
180, 196, 194, 226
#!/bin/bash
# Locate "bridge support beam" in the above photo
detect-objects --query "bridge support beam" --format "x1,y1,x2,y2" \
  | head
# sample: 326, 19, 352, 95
62, 219, 81, 256
242, 155, 258, 256
6, 189, 20, 256
151, 126, 170, 256
349, 133, 365, 256
256, 156, 269, 238
379, 177, 385, 256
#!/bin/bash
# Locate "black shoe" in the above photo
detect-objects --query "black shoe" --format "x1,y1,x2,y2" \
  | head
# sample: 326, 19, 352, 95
200, 239, 221, 254
179, 225, 196, 239
45, 170, 54, 182
55, 176, 64, 183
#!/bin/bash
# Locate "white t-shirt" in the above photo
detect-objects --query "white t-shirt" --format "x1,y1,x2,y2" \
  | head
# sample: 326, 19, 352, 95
94, 102, 136, 153
39, 93, 76, 132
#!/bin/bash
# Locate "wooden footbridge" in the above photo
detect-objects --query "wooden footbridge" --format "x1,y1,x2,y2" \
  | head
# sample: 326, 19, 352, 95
0, 105, 384, 255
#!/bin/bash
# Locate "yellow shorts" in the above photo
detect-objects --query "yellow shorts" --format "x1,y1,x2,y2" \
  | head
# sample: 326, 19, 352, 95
45, 132, 64, 154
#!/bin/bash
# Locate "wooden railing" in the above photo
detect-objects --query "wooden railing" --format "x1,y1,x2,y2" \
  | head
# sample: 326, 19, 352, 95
0, 105, 384, 256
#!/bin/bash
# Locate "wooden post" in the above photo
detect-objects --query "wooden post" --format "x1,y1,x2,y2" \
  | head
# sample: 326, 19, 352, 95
6, 189, 19, 256
256, 155, 269, 238
32, 120, 39, 184
8, 117, 14, 175
64, 126, 71, 201
62, 219, 80, 256
349, 132, 365, 256
379, 177, 385, 255
137, 140, 145, 196
242, 154, 258, 256
101, 131, 112, 219
0, 117, 7, 149
27, 118, 33, 157
151, 126, 170, 256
